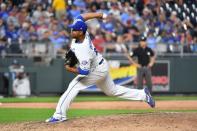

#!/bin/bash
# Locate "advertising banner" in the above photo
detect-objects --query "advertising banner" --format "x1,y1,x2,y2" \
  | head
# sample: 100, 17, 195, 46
151, 60, 170, 92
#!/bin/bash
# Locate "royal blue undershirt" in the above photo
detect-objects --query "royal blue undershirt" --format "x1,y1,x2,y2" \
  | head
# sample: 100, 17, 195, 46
76, 15, 85, 22
77, 67, 89, 75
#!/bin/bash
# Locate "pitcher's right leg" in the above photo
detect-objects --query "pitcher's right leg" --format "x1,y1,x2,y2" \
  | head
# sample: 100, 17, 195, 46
97, 73, 146, 101
97, 72, 155, 108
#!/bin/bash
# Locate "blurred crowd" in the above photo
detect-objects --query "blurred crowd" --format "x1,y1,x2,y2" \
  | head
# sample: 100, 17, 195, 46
0, 0, 197, 56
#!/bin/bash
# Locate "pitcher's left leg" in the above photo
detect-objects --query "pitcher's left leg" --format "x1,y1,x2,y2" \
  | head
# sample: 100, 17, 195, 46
46, 76, 86, 123
46, 71, 107, 123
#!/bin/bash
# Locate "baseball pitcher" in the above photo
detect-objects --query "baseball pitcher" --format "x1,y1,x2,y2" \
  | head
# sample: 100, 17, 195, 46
46, 13, 155, 123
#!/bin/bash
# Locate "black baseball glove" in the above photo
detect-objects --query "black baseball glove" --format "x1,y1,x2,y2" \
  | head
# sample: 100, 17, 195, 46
64, 49, 78, 67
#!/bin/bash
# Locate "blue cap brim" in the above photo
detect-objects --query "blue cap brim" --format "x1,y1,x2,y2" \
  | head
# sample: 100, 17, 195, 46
68, 24, 74, 29
68, 24, 80, 31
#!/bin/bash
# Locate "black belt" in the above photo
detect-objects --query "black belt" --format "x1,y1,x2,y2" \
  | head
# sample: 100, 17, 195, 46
99, 58, 104, 65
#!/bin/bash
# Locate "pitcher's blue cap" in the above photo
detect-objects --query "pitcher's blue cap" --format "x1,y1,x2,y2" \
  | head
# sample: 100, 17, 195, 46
68, 20, 87, 33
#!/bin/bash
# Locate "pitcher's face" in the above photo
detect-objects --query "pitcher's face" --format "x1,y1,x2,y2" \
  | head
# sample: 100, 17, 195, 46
71, 30, 83, 39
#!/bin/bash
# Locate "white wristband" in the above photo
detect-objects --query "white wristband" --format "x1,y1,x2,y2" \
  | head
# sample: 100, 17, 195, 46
102, 13, 107, 19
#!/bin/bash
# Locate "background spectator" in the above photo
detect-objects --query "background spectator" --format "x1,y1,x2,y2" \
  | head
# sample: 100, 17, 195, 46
10, 59, 31, 98
0, 0, 196, 57
52, 0, 66, 20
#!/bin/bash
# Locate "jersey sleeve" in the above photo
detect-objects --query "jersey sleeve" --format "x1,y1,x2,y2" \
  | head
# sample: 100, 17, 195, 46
78, 58, 91, 72
74, 47, 91, 75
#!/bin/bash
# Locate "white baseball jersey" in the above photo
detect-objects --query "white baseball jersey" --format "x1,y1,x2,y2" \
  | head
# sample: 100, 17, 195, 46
51, 15, 148, 121
70, 32, 103, 73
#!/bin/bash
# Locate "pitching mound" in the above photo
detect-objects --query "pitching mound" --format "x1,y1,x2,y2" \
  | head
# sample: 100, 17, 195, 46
1, 113, 197, 131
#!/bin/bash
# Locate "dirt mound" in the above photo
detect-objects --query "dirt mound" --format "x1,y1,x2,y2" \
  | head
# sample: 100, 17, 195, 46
1, 113, 197, 131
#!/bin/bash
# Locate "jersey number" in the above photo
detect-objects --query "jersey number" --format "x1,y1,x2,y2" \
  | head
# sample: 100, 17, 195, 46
94, 48, 98, 56
89, 42, 98, 56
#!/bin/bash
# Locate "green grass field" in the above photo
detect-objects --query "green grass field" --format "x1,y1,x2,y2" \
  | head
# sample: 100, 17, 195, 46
0, 95, 197, 103
0, 95, 197, 123
0, 108, 196, 123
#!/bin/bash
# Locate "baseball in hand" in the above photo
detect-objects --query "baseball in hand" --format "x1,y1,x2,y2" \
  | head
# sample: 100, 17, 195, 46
102, 13, 107, 19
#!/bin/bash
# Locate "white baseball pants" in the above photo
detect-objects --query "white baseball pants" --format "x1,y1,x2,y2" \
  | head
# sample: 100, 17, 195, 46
53, 59, 146, 119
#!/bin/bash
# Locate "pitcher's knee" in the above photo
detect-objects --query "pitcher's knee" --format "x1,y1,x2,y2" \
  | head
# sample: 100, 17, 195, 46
104, 90, 117, 97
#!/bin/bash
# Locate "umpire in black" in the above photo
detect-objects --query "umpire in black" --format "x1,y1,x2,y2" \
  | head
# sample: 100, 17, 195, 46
127, 36, 155, 92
